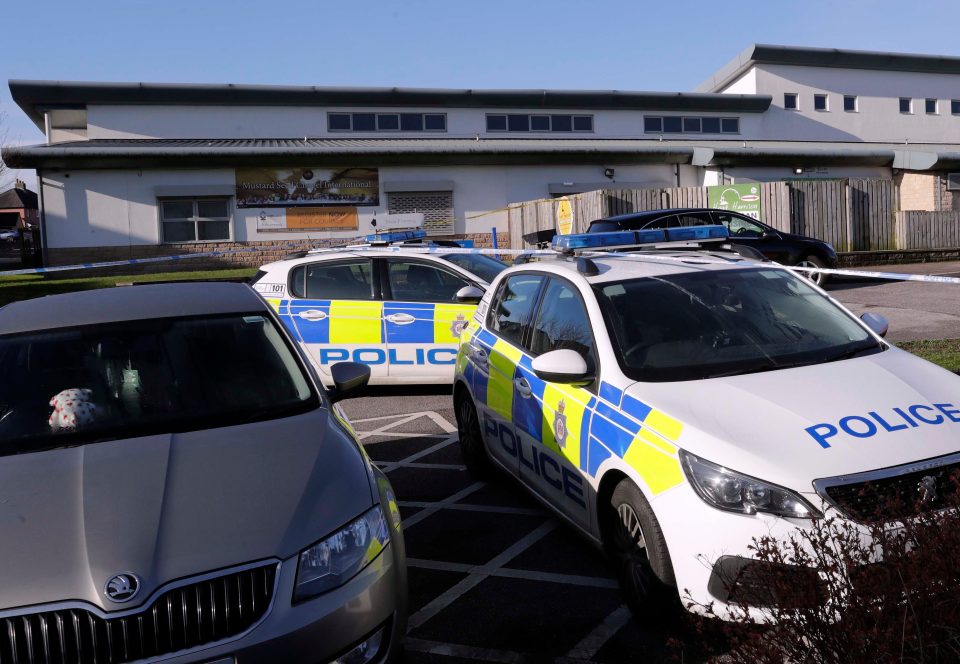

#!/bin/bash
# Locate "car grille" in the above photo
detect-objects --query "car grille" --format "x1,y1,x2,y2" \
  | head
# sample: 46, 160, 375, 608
819, 457, 960, 523
0, 562, 277, 664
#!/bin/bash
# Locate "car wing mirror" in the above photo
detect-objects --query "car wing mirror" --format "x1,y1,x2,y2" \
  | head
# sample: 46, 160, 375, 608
860, 312, 889, 338
532, 349, 592, 384
328, 362, 371, 402
456, 285, 485, 304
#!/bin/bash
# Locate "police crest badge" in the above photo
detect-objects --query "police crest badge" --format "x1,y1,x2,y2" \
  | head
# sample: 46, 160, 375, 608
450, 312, 468, 338
554, 399, 568, 448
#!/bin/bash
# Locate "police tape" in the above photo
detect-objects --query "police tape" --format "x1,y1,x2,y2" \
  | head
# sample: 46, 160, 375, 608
786, 265, 960, 285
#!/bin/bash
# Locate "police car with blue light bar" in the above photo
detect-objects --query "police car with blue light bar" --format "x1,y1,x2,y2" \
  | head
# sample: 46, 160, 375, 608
452, 224, 960, 619
251, 230, 509, 385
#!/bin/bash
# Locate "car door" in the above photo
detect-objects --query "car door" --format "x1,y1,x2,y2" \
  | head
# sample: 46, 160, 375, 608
712, 211, 790, 262
473, 272, 546, 476
382, 258, 477, 382
517, 276, 597, 529
286, 258, 387, 383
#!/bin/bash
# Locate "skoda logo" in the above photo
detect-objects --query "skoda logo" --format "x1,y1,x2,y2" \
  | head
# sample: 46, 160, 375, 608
104, 573, 141, 603
918, 475, 939, 506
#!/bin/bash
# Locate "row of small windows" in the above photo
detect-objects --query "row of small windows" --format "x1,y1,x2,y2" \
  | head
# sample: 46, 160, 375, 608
785, 93, 960, 116
643, 116, 740, 134
328, 112, 447, 132
485, 114, 594, 132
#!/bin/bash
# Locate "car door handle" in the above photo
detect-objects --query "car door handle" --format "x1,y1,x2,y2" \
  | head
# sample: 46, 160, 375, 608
514, 376, 533, 399
298, 309, 328, 322
386, 313, 416, 325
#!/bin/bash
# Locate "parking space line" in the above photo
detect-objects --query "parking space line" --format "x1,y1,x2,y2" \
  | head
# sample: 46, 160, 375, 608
397, 501, 541, 516
356, 412, 426, 440
395, 435, 458, 464
379, 462, 467, 472
401, 481, 487, 528
563, 605, 633, 660
425, 410, 458, 433
404, 637, 532, 664
407, 558, 618, 589
407, 521, 557, 631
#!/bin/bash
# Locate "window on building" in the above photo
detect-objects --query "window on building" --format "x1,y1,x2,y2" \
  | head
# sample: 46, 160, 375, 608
573, 115, 593, 131
814, 94, 828, 111
487, 114, 508, 131
843, 95, 858, 112
328, 112, 447, 132
720, 118, 740, 133
784, 93, 798, 110
701, 117, 721, 133
551, 115, 573, 132
508, 114, 530, 132
644, 116, 663, 133
926, 98, 938, 114
160, 198, 231, 243
663, 116, 683, 133
530, 115, 551, 131
682, 117, 702, 133
485, 113, 593, 133
900, 98, 913, 114
952, 100, 960, 115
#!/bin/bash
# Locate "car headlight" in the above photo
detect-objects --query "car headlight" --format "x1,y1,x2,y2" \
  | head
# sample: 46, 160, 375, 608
679, 451, 821, 519
294, 506, 390, 602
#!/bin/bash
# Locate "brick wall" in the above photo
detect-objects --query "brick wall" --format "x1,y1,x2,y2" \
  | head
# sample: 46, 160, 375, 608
896, 171, 938, 211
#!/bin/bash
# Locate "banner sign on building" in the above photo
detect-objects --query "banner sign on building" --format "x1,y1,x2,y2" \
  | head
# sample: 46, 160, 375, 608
236, 168, 379, 208
253, 206, 359, 232
707, 183, 762, 221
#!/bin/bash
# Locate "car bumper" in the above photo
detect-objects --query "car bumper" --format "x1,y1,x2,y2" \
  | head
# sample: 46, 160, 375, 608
654, 482, 818, 621
161, 533, 408, 664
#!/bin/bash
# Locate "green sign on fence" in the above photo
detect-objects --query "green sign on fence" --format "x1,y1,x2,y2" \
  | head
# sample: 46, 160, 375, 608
707, 183, 762, 221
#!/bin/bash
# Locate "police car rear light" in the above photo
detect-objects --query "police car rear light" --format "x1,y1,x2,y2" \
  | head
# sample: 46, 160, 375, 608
364, 229, 428, 244
551, 225, 729, 252
665, 225, 729, 242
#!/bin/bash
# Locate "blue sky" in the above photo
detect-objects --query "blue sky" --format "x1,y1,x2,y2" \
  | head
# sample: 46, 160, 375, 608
4, 0, 960, 188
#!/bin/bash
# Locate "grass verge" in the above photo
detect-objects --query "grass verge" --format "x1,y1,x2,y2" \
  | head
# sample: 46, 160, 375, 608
897, 338, 960, 373
0, 268, 257, 307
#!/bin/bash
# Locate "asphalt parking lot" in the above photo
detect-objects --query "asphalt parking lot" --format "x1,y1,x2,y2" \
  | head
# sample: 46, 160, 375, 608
339, 390, 703, 664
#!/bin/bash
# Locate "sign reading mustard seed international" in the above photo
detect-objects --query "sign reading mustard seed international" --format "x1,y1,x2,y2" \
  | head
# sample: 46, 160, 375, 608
236, 167, 379, 232
707, 183, 763, 221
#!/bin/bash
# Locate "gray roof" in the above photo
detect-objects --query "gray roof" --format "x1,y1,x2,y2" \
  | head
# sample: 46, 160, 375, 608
0, 186, 38, 210
9, 79, 772, 130
698, 44, 960, 93
5, 137, 959, 170
0, 282, 266, 335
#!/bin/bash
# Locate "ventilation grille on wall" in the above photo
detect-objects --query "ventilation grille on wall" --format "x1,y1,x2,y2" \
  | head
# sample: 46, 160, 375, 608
387, 191, 455, 235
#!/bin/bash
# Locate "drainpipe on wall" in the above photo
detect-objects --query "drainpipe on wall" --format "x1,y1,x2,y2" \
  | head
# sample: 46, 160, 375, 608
37, 168, 48, 266
675, 164, 681, 187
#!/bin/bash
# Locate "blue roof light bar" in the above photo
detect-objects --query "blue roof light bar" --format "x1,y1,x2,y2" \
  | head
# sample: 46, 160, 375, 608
551, 224, 729, 252
364, 229, 428, 244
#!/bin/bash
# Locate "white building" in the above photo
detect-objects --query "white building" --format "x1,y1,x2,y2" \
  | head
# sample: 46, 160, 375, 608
4, 44, 960, 266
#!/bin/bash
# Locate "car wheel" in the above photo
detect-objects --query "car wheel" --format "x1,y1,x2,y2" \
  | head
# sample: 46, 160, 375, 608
455, 390, 491, 479
795, 255, 829, 287
604, 478, 678, 618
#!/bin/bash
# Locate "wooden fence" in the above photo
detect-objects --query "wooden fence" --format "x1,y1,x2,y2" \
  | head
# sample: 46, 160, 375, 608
896, 211, 960, 249
506, 178, 919, 251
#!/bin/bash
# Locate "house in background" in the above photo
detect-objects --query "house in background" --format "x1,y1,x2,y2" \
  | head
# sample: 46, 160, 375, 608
0, 179, 39, 230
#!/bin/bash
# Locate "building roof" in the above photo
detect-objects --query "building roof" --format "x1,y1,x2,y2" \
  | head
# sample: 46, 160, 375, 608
5, 137, 958, 170
0, 185, 38, 210
0, 282, 266, 335
697, 44, 960, 93
9, 79, 772, 130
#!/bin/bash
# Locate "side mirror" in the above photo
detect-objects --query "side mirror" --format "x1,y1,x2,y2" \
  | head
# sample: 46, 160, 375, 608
860, 312, 889, 338
328, 362, 371, 403
456, 285, 485, 304
532, 349, 591, 384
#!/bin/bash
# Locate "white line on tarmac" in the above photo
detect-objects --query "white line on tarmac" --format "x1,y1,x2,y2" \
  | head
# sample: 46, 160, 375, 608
404, 637, 532, 664
407, 557, 618, 589
564, 605, 633, 660
379, 462, 467, 472
400, 481, 487, 529
407, 521, 557, 631
397, 500, 541, 516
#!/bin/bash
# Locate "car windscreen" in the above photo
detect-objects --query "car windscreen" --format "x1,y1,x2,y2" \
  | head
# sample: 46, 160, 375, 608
594, 268, 882, 382
0, 313, 318, 455
440, 253, 507, 284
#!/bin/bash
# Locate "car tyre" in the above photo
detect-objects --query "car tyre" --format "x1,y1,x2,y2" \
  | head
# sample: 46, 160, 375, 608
455, 390, 491, 479
604, 478, 679, 618
796, 255, 829, 287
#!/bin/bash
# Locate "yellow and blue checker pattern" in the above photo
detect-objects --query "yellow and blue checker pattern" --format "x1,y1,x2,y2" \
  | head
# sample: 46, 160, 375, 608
463, 327, 686, 496
271, 299, 475, 346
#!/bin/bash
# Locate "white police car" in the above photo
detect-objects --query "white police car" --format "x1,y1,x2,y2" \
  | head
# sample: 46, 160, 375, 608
452, 225, 960, 618
252, 231, 507, 385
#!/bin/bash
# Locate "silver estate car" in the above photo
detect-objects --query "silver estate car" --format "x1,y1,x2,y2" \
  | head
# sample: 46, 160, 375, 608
0, 282, 407, 664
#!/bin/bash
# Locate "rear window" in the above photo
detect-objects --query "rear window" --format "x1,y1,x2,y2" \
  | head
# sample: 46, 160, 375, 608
0, 314, 317, 454
439, 253, 507, 284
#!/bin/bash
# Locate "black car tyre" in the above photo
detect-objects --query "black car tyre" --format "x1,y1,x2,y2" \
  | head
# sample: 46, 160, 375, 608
455, 390, 491, 479
796, 254, 829, 287
603, 478, 679, 618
